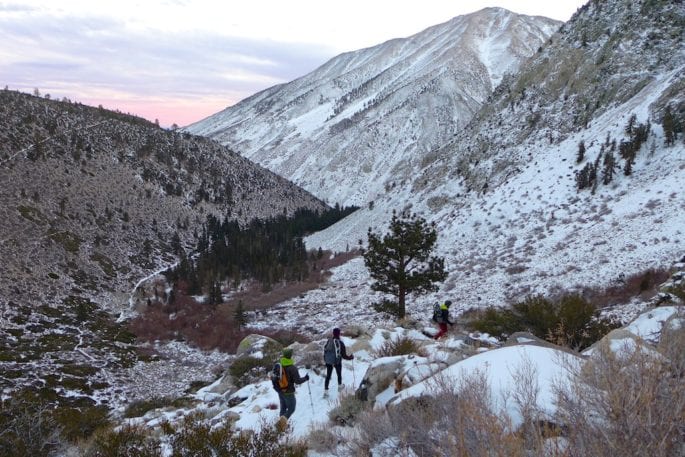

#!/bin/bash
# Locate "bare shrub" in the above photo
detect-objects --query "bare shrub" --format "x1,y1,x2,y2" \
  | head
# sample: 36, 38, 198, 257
0, 390, 65, 457
328, 392, 370, 427
374, 334, 426, 357
170, 414, 307, 456
583, 267, 671, 308
348, 370, 553, 457
81, 425, 160, 457
555, 325, 685, 457
130, 293, 251, 352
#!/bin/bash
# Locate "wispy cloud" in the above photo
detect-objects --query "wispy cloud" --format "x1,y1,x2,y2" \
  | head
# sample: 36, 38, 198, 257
0, 9, 334, 125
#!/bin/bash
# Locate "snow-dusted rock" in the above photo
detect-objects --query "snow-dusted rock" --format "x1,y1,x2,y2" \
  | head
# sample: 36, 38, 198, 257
394, 361, 445, 393
357, 354, 442, 403
505, 332, 576, 354
386, 345, 582, 428
235, 334, 281, 359
625, 306, 683, 343
582, 328, 650, 359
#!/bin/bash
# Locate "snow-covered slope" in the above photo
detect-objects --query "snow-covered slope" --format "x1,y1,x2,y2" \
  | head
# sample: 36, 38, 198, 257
186, 8, 559, 206
124, 302, 684, 456
305, 0, 685, 315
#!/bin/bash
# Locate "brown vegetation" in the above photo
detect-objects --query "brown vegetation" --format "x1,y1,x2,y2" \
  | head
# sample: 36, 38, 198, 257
555, 320, 685, 457
130, 250, 358, 352
223, 249, 359, 312
580, 267, 671, 308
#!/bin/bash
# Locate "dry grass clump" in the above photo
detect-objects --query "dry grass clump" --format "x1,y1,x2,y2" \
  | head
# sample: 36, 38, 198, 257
304, 423, 339, 453
374, 334, 427, 357
81, 413, 308, 457
328, 392, 371, 427
555, 321, 685, 457
346, 371, 548, 457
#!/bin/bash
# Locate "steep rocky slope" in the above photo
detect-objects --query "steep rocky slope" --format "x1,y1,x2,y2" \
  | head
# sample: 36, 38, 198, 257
0, 90, 326, 315
305, 0, 685, 314
0, 90, 326, 405
186, 8, 559, 206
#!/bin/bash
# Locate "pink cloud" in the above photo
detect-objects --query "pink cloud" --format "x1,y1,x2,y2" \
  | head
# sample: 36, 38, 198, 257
80, 96, 233, 128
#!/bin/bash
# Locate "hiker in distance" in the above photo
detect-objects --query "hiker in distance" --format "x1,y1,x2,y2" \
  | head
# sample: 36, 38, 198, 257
323, 327, 354, 396
434, 300, 454, 339
271, 348, 309, 420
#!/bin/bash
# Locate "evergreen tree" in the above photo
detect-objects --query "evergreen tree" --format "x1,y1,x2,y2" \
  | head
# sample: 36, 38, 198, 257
576, 140, 586, 163
234, 300, 247, 330
361, 211, 447, 319
625, 113, 637, 137
208, 279, 223, 307
624, 158, 632, 176
602, 151, 616, 185
663, 105, 676, 146
575, 162, 595, 190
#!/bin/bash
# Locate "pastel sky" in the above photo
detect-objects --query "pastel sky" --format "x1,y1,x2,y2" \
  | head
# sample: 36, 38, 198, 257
1, 1, 587, 127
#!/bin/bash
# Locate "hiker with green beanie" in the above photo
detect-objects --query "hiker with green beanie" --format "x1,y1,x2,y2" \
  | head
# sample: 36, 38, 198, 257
271, 347, 309, 420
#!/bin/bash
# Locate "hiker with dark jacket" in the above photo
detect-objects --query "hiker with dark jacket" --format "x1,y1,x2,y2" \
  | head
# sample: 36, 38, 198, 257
323, 327, 354, 394
273, 348, 309, 419
434, 300, 454, 339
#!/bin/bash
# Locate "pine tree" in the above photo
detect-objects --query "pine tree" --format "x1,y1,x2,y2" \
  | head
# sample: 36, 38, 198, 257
234, 300, 247, 330
602, 151, 616, 185
361, 211, 446, 319
663, 106, 676, 146
625, 113, 637, 137
576, 140, 586, 163
208, 279, 223, 307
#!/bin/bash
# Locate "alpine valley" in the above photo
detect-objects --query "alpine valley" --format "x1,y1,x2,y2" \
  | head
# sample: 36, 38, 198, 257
1, 1, 684, 456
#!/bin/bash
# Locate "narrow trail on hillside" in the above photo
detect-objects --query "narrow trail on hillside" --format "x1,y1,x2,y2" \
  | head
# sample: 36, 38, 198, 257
118, 262, 178, 323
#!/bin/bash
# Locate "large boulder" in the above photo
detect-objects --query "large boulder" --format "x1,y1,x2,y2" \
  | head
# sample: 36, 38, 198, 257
203, 334, 281, 397
356, 355, 438, 404
505, 332, 576, 354
235, 334, 281, 359
582, 328, 652, 360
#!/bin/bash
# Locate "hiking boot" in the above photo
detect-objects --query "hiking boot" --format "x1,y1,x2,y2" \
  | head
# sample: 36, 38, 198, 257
276, 416, 288, 433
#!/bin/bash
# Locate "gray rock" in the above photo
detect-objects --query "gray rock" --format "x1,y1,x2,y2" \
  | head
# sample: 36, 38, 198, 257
235, 334, 281, 359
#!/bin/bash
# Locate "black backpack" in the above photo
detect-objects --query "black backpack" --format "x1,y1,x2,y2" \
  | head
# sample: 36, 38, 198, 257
432, 303, 441, 322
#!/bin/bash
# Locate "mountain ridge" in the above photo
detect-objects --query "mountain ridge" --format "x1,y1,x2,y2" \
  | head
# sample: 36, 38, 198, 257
304, 0, 685, 313
186, 7, 560, 206
0, 90, 328, 313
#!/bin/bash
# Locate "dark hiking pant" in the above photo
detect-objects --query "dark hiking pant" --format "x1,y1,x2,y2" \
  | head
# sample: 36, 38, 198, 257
324, 363, 342, 389
278, 391, 296, 418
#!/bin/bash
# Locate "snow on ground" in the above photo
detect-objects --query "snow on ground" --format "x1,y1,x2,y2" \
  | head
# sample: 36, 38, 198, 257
123, 301, 682, 457
624, 305, 683, 342
199, 351, 371, 440
304, 68, 685, 323
386, 344, 581, 428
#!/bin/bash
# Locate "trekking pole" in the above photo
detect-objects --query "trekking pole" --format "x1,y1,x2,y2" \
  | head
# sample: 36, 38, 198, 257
305, 368, 314, 410
351, 358, 356, 388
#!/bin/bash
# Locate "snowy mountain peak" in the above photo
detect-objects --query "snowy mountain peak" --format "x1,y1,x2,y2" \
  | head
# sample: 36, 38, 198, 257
185, 8, 559, 206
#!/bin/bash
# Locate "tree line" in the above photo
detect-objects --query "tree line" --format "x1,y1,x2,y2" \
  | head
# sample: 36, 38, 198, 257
165, 204, 358, 300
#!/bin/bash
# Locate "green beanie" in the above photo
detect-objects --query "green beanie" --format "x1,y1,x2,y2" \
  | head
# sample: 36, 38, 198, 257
282, 348, 293, 358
